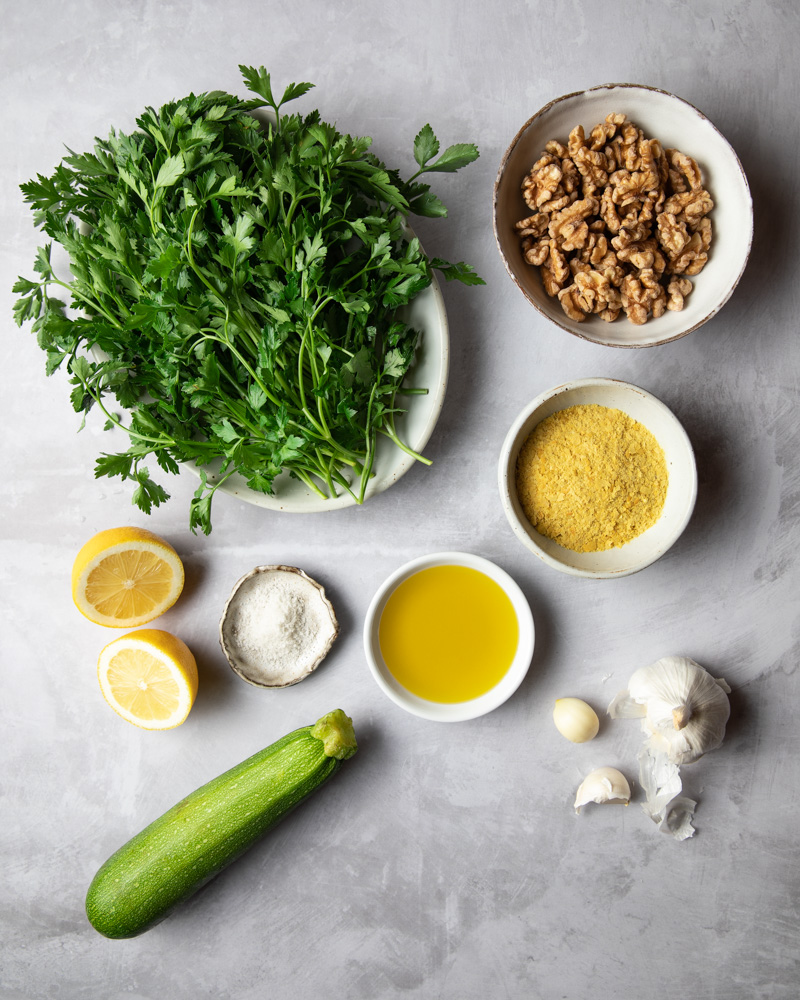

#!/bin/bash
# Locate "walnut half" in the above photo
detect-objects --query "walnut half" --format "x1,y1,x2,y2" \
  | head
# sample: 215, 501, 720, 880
516, 113, 713, 326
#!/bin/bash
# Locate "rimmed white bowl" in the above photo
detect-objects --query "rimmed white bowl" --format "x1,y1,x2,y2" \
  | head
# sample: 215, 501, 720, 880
498, 379, 697, 578
363, 551, 535, 722
493, 84, 753, 348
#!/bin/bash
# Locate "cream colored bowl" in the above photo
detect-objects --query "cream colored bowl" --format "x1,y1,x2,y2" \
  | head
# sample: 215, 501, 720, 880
493, 84, 752, 348
498, 379, 697, 578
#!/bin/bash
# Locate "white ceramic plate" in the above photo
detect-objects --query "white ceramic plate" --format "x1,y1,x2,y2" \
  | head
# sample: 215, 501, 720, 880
363, 551, 535, 722
493, 84, 753, 348
198, 273, 449, 512
498, 379, 697, 578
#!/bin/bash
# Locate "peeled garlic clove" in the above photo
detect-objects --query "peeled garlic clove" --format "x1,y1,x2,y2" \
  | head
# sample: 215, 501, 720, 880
553, 697, 600, 743
574, 767, 631, 814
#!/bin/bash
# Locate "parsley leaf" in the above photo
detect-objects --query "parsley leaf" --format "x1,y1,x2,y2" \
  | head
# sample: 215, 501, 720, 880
413, 124, 440, 169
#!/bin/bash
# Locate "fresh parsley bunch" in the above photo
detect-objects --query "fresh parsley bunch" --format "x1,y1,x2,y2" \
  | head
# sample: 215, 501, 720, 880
14, 65, 482, 533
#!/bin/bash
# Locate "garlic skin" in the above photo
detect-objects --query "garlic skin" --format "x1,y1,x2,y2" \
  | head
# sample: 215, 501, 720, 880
608, 655, 731, 765
553, 697, 600, 743
638, 746, 697, 840
574, 767, 631, 813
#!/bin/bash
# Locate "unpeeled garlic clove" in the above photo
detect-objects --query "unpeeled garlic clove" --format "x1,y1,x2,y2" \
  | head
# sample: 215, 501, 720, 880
574, 767, 631, 814
553, 697, 600, 743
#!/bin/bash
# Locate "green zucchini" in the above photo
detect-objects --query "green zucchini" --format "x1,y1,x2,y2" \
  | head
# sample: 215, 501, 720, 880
86, 708, 357, 938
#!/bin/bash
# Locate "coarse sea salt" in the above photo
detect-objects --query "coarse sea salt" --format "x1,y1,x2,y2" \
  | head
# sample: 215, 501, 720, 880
220, 567, 338, 686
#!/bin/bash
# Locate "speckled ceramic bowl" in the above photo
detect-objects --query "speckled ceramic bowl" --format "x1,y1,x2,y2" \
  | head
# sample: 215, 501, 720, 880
219, 565, 338, 687
493, 84, 752, 348
498, 379, 697, 578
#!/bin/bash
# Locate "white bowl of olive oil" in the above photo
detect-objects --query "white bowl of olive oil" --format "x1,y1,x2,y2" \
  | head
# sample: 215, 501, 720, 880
363, 552, 535, 721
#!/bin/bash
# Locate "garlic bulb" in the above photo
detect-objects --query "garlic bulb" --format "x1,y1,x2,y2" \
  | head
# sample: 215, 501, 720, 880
574, 767, 631, 813
553, 698, 600, 743
608, 655, 731, 766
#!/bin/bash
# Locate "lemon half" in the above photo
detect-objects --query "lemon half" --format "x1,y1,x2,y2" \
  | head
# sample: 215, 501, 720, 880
98, 629, 198, 730
72, 526, 184, 628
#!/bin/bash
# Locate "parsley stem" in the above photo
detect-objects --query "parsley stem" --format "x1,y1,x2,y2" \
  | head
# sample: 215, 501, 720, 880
285, 420, 363, 466
357, 383, 379, 504
286, 465, 328, 499
185, 207, 222, 298
49, 276, 123, 330
296, 324, 327, 438
196, 330, 283, 412
313, 446, 336, 496
378, 425, 432, 466
70, 367, 172, 447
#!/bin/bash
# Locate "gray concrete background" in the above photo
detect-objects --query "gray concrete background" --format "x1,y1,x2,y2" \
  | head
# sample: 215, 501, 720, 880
2, 1, 798, 997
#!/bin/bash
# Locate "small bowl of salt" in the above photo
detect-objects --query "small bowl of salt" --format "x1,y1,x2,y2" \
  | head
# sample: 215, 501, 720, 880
219, 565, 339, 687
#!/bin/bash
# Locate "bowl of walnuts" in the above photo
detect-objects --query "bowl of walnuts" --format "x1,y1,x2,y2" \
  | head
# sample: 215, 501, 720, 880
493, 84, 753, 348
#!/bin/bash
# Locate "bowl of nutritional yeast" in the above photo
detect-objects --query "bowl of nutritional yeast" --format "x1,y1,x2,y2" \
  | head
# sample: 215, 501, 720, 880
498, 378, 698, 578
493, 84, 753, 348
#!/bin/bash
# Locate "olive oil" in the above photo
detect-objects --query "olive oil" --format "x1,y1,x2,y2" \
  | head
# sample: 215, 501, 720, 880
378, 565, 519, 703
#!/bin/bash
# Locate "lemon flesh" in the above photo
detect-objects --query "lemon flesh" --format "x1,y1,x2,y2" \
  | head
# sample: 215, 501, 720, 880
72, 526, 184, 627
98, 629, 198, 730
